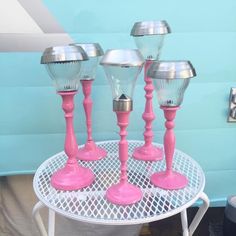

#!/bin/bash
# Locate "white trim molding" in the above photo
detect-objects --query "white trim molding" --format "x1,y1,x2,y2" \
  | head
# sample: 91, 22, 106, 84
0, 1, 73, 51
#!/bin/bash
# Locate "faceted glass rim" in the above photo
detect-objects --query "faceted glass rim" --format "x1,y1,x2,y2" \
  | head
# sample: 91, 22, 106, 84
131, 20, 171, 36
41, 45, 88, 64
148, 60, 196, 80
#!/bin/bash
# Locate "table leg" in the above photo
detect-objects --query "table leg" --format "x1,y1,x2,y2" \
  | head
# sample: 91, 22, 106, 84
180, 192, 209, 236
48, 209, 55, 236
189, 192, 209, 235
32, 201, 48, 236
181, 209, 189, 236
33, 201, 56, 236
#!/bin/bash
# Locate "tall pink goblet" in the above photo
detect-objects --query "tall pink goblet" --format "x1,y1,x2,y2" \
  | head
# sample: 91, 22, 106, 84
100, 49, 144, 205
131, 20, 170, 161
148, 60, 196, 190
72, 43, 107, 161
41, 45, 94, 191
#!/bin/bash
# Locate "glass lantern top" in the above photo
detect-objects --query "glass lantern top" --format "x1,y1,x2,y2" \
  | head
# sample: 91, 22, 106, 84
131, 20, 170, 60
130, 20, 171, 36
41, 45, 88, 64
41, 45, 89, 92
71, 43, 104, 81
147, 60, 196, 107
100, 49, 144, 110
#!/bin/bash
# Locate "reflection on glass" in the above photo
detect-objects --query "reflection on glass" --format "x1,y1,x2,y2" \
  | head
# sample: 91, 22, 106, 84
134, 35, 164, 60
103, 65, 142, 100
153, 78, 190, 106
79, 57, 99, 80
45, 61, 81, 91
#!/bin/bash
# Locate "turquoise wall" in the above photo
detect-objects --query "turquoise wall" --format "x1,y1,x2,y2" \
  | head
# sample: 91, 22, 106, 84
1, 0, 236, 205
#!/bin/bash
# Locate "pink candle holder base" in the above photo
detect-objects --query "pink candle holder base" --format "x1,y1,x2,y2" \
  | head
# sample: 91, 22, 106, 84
79, 80, 107, 161
133, 145, 163, 161
51, 163, 94, 191
133, 60, 163, 162
150, 170, 188, 190
77, 141, 107, 161
106, 182, 142, 205
106, 111, 142, 205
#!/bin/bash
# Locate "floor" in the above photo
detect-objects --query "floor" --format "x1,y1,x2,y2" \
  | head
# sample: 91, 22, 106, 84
139, 207, 225, 236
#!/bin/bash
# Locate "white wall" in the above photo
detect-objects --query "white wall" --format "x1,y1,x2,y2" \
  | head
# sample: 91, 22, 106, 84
0, 0, 43, 33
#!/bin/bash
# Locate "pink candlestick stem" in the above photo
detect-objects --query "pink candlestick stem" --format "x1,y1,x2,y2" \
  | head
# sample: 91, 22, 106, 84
51, 91, 94, 191
106, 111, 142, 205
151, 106, 188, 190
77, 80, 107, 161
133, 60, 163, 161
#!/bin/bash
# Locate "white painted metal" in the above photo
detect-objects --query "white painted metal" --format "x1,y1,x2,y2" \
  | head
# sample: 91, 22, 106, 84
33, 140, 206, 227
48, 209, 55, 236
0, 1, 73, 51
181, 209, 189, 236
189, 192, 210, 235
0, 33, 73, 52
0, 1, 43, 33
32, 201, 47, 236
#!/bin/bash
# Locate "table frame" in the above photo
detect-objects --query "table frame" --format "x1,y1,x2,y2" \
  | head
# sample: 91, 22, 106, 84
32, 140, 209, 236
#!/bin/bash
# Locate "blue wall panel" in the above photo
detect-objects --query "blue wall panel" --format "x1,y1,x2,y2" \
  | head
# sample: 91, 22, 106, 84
0, 0, 236, 205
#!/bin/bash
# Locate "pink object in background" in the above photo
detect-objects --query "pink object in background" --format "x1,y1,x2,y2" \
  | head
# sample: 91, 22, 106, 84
106, 111, 142, 205
151, 106, 188, 190
133, 60, 163, 161
77, 80, 107, 161
51, 91, 95, 191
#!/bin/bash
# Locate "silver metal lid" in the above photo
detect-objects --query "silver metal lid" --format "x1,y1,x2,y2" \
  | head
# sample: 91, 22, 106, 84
100, 49, 144, 67
41, 45, 88, 64
70, 43, 104, 57
147, 60, 196, 79
113, 94, 133, 112
130, 20, 171, 36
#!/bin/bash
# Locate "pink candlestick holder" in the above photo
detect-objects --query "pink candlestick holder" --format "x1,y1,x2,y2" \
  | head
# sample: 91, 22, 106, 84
150, 106, 188, 190
106, 111, 142, 205
77, 80, 107, 161
133, 60, 163, 161
51, 91, 95, 191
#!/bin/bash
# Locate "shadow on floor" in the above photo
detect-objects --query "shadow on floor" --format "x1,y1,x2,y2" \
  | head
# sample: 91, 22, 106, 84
140, 207, 225, 236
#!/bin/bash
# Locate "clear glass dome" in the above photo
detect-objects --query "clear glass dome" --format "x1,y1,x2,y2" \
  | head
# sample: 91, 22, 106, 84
134, 35, 164, 60
45, 61, 81, 91
103, 65, 142, 100
79, 57, 99, 80
153, 78, 190, 106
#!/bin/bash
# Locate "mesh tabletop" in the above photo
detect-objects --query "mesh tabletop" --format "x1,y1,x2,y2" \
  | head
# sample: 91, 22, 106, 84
33, 140, 205, 225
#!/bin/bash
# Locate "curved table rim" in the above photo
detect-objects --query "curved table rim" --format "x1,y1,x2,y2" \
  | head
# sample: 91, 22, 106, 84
33, 140, 206, 225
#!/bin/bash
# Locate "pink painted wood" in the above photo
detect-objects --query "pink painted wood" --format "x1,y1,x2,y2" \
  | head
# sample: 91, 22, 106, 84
77, 80, 107, 161
151, 106, 188, 190
106, 111, 142, 205
133, 60, 163, 161
51, 91, 94, 191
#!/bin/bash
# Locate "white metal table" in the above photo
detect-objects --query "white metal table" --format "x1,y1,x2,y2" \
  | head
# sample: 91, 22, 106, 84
32, 140, 209, 236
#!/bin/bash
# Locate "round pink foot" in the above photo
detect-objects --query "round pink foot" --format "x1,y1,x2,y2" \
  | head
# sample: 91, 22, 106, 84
106, 182, 142, 205
51, 164, 94, 191
151, 171, 188, 190
133, 145, 163, 161
77, 141, 107, 161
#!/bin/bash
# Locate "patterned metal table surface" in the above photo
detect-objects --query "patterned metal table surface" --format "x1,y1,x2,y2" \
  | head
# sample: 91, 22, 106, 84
33, 140, 205, 225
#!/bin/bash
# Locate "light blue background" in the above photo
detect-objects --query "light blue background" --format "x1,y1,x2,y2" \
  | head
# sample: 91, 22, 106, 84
1, 0, 236, 205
